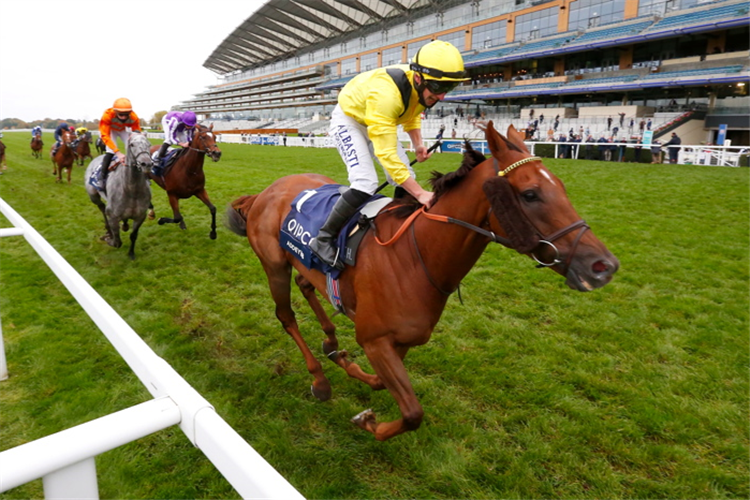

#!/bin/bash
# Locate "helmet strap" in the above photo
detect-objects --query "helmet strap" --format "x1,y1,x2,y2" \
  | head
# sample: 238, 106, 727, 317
413, 73, 436, 109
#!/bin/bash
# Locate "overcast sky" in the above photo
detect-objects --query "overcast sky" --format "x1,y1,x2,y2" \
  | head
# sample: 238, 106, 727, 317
0, 0, 265, 123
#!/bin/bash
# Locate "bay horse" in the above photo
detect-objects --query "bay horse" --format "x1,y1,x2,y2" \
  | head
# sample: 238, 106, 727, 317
51, 129, 76, 184
74, 131, 93, 166
84, 132, 153, 260
226, 122, 619, 441
95, 136, 106, 155
31, 133, 43, 159
148, 124, 222, 239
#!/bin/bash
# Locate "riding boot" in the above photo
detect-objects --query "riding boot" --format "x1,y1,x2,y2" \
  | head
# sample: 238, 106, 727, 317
309, 188, 370, 270
154, 143, 169, 166
100, 152, 114, 188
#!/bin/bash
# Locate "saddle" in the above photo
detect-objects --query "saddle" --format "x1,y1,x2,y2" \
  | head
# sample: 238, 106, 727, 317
151, 147, 185, 177
280, 184, 391, 278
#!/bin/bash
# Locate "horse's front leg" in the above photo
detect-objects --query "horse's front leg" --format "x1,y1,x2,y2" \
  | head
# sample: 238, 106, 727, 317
352, 339, 423, 441
294, 274, 384, 390
127, 214, 147, 260
195, 188, 217, 239
104, 209, 122, 249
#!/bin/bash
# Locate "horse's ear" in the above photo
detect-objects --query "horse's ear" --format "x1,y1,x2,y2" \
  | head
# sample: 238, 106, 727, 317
209, 123, 214, 132
481, 120, 509, 159
506, 124, 530, 154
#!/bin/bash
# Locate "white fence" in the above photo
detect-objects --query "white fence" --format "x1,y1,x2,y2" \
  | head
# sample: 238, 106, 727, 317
0, 197, 304, 500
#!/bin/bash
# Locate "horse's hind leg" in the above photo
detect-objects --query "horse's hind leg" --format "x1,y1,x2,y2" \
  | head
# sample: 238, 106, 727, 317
294, 274, 383, 391
262, 259, 332, 401
157, 193, 186, 230
195, 188, 217, 239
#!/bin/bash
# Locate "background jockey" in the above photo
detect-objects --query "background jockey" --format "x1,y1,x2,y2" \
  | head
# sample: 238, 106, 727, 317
75, 126, 88, 138
31, 125, 42, 143
309, 40, 468, 269
98, 97, 141, 186
51, 122, 70, 153
153, 110, 197, 166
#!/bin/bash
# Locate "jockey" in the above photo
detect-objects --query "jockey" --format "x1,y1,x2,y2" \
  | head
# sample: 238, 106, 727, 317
309, 40, 468, 269
98, 97, 141, 186
31, 125, 42, 143
52, 122, 70, 152
75, 126, 88, 138
153, 110, 197, 166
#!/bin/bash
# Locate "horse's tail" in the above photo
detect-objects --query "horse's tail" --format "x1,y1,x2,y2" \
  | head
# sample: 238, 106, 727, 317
225, 195, 257, 237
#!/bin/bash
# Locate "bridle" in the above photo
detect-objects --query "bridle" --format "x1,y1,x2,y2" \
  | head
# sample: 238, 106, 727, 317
492, 156, 589, 271
374, 155, 590, 295
188, 128, 220, 159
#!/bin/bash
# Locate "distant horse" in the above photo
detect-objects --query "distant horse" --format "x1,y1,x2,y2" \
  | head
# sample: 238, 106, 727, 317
95, 136, 106, 155
74, 131, 93, 166
0, 139, 6, 173
51, 129, 76, 183
84, 132, 153, 260
226, 122, 619, 441
148, 123, 222, 239
31, 134, 43, 159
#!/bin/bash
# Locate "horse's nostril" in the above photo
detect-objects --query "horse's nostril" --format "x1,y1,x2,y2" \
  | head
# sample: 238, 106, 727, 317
592, 260, 608, 274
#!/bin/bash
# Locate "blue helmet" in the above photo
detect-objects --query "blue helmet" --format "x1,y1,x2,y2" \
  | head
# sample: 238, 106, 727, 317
182, 111, 197, 127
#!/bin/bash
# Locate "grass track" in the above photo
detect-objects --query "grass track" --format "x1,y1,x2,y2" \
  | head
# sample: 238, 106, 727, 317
0, 131, 748, 499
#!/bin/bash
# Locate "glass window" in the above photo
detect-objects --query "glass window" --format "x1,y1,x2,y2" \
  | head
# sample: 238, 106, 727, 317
382, 46, 403, 66
472, 20, 507, 50
569, 0, 626, 30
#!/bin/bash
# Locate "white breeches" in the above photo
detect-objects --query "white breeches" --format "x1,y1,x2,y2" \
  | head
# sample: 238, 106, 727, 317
328, 104, 414, 194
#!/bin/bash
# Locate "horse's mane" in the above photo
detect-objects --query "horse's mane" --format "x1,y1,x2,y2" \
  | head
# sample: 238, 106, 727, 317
389, 141, 487, 218
429, 140, 487, 200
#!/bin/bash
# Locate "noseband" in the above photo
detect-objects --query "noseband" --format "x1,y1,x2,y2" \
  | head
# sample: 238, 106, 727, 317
494, 157, 589, 271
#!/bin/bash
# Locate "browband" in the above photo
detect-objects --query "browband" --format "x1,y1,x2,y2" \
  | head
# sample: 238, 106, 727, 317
498, 156, 542, 177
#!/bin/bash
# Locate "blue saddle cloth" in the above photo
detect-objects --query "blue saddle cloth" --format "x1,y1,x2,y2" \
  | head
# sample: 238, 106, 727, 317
87, 163, 106, 192
151, 148, 181, 177
280, 184, 384, 279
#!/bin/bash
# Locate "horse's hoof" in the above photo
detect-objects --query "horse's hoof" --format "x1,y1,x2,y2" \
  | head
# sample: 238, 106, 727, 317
351, 409, 375, 427
157, 218, 168, 225
147, 211, 155, 220
310, 383, 331, 402
209, 231, 217, 240
322, 340, 337, 357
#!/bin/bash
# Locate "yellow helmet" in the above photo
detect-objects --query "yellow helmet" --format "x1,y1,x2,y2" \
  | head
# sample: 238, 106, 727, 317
410, 40, 468, 82
113, 98, 133, 112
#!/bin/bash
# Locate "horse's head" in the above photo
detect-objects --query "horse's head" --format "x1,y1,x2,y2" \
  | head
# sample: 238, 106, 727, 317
127, 132, 155, 173
481, 121, 619, 291
191, 123, 222, 162
61, 129, 75, 147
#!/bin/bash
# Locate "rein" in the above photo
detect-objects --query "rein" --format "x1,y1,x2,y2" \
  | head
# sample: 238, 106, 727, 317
372, 154, 590, 294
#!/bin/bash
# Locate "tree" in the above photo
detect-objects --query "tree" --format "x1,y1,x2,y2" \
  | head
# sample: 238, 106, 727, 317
150, 111, 168, 130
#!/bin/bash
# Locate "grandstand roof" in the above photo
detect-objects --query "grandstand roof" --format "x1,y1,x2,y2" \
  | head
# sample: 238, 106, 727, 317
204, 0, 457, 75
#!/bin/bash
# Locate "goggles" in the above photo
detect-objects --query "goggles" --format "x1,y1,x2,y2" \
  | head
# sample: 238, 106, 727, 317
423, 79, 461, 95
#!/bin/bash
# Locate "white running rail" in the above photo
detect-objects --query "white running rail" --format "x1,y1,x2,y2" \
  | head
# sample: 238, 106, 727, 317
0, 197, 304, 500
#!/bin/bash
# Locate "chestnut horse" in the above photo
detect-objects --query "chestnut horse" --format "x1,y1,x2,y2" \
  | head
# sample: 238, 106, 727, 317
226, 122, 619, 441
148, 124, 222, 239
51, 129, 76, 184
31, 133, 43, 159
74, 131, 93, 166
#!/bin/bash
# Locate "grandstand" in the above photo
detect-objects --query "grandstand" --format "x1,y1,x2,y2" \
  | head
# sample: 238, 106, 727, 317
178, 0, 749, 145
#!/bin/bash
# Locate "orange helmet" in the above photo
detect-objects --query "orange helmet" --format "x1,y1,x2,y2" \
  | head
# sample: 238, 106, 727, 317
113, 98, 132, 112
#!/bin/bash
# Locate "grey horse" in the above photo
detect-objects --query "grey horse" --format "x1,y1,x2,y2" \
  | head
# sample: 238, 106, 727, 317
84, 132, 153, 260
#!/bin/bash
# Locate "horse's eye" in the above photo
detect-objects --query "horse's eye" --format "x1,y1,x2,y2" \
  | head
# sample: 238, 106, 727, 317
521, 190, 539, 202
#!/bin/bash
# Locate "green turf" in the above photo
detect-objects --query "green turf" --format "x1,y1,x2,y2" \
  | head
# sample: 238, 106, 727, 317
0, 131, 747, 499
